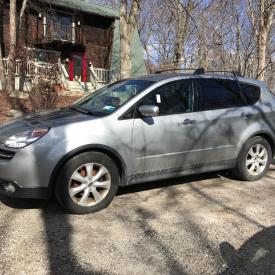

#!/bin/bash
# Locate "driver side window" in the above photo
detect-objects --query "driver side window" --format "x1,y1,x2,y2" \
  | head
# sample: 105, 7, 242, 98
140, 80, 193, 116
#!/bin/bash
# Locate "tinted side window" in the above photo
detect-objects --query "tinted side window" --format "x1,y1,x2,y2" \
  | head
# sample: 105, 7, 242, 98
241, 83, 260, 105
198, 79, 244, 111
122, 106, 135, 119
140, 80, 193, 116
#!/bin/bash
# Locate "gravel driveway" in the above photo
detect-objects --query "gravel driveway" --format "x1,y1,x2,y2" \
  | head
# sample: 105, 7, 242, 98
0, 166, 275, 275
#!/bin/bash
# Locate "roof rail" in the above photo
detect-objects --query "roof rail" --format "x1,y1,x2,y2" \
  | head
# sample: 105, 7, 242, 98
204, 70, 243, 77
155, 67, 243, 77
155, 68, 198, 74
194, 68, 205, 74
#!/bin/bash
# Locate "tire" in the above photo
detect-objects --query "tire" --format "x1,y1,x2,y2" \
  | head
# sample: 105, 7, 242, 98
55, 152, 119, 214
233, 136, 271, 181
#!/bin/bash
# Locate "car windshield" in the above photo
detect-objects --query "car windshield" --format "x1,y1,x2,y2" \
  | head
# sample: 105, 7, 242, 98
72, 79, 154, 116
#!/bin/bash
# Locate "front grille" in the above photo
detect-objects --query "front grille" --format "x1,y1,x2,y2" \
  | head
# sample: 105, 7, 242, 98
0, 149, 15, 160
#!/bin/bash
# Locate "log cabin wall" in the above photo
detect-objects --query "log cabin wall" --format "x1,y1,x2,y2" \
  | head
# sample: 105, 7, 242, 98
1, 2, 115, 69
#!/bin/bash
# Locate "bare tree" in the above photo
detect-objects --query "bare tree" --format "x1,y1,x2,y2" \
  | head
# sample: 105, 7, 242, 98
0, 0, 29, 93
0, 0, 5, 91
170, 0, 194, 69
120, 0, 141, 79
5, 0, 17, 94
248, 0, 274, 80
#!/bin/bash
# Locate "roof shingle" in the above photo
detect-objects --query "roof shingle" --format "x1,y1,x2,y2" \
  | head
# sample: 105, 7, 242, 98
47, 0, 119, 18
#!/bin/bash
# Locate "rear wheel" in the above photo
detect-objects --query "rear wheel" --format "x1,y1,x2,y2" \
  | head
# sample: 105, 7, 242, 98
233, 136, 271, 181
55, 152, 119, 214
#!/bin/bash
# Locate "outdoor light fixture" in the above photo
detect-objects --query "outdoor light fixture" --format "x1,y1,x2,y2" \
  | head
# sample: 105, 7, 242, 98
77, 20, 81, 26
38, 13, 42, 18
88, 60, 92, 67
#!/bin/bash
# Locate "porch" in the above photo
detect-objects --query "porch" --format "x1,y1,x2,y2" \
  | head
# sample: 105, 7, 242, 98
1, 58, 118, 94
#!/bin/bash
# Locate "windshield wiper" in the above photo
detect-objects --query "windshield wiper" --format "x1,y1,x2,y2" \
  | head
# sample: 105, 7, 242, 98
69, 106, 95, 116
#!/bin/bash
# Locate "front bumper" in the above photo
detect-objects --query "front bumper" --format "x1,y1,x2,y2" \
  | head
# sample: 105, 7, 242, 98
0, 143, 58, 199
0, 179, 49, 198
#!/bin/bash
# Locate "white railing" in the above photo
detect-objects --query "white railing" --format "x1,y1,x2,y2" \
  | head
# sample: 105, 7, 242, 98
58, 60, 69, 89
2, 58, 59, 77
3, 58, 8, 75
2, 58, 120, 91
2, 58, 21, 76
94, 68, 120, 85
94, 68, 110, 84
89, 65, 99, 90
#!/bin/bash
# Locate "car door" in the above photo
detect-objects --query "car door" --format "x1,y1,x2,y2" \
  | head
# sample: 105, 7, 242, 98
131, 79, 199, 182
194, 78, 261, 167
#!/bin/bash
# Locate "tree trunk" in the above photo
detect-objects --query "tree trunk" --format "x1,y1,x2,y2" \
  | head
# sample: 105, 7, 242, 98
0, 43, 5, 91
144, 43, 152, 73
173, 0, 193, 70
6, 0, 17, 94
0, 0, 6, 91
120, 0, 140, 79
198, 11, 208, 70
236, 13, 242, 72
256, 0, 273, 80
173, 0, 185, 69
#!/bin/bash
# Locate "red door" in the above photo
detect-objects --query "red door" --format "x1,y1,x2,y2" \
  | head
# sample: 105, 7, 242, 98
69, 52, 87, 82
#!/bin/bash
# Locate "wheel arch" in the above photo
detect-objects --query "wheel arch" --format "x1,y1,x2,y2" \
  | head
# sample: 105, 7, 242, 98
49, 144, 128, 195
242, 130, 275, 157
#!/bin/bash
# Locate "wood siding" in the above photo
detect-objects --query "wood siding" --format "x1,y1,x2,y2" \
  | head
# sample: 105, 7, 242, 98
0, 3, 115, 69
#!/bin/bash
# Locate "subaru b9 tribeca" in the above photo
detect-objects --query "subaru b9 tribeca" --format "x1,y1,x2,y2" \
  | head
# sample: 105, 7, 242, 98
0, 72, 274, 214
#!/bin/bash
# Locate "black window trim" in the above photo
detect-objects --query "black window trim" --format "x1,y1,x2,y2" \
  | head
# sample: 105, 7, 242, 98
238, 80, 261, 106
196, 78, 261, 112
118, 77, 261, 119
125, 79, 196, 119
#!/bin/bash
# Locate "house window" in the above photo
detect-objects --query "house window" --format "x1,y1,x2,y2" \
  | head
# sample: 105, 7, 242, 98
28, 49, 60, 63
47, 14, 73, 41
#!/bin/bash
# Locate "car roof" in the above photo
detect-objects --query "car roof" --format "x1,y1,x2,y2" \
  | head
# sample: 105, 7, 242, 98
134, 73, 266, 88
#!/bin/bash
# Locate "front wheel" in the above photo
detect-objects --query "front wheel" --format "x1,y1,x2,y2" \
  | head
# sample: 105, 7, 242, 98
55, 152, 119, 214
233, 136, 272, 181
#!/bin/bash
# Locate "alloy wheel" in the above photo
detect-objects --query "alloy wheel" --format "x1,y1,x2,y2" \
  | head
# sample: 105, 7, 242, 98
246, 144, 268, 176
68, 162, 111, 207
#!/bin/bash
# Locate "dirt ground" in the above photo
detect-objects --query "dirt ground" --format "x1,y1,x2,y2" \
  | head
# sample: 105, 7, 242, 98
0, 166, 275, 275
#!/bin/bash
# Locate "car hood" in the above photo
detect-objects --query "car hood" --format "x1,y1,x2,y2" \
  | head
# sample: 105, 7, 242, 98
0, 108, 94, 144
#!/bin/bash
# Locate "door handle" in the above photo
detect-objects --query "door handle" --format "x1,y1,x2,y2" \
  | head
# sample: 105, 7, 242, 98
179, 119, 197, 125
240, 112, 253, 118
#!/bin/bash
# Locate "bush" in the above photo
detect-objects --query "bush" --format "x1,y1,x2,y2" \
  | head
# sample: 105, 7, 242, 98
27, 63, 61, 112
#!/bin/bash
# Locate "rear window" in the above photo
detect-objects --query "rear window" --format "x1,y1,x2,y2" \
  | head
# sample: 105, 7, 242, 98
198, 79, 243, 111
198, 79, 260, 111
240, 83, 261, 105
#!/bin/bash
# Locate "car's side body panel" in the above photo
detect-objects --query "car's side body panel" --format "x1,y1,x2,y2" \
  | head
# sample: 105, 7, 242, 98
0, 74, 274, 199
131, 112, 199, 178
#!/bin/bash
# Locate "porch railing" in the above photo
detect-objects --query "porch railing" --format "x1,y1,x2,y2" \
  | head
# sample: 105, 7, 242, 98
2, 58, 59, 77
3, 58, 22, 76
39, 23, 85, 44
94, 68, 120, 84
2, 58, 119, 90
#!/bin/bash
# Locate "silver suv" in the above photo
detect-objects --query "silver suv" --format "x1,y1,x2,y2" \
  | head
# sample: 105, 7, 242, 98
0, 70, 274, 214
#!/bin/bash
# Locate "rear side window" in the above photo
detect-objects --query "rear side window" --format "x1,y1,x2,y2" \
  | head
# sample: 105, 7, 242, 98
198, 79, 243, 111
240, 83, 260, 105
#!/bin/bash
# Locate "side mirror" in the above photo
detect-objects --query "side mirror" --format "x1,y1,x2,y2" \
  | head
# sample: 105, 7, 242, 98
139, 105, 159, 117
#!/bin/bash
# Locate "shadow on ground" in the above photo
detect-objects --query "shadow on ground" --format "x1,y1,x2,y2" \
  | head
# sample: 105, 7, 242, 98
0, 171, 225, 274
0, 171, 274, 274
219, 226, 275, 275
0, 171, 224, 210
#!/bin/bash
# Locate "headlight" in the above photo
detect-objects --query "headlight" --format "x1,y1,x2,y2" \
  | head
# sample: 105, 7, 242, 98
4, 128, 50, 149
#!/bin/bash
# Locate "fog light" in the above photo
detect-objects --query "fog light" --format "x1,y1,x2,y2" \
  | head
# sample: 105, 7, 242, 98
3, 183, 16, 193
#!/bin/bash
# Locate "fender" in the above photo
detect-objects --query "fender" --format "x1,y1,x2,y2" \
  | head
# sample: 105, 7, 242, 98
237, 129, 275, 157
48, 144, 128, 194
